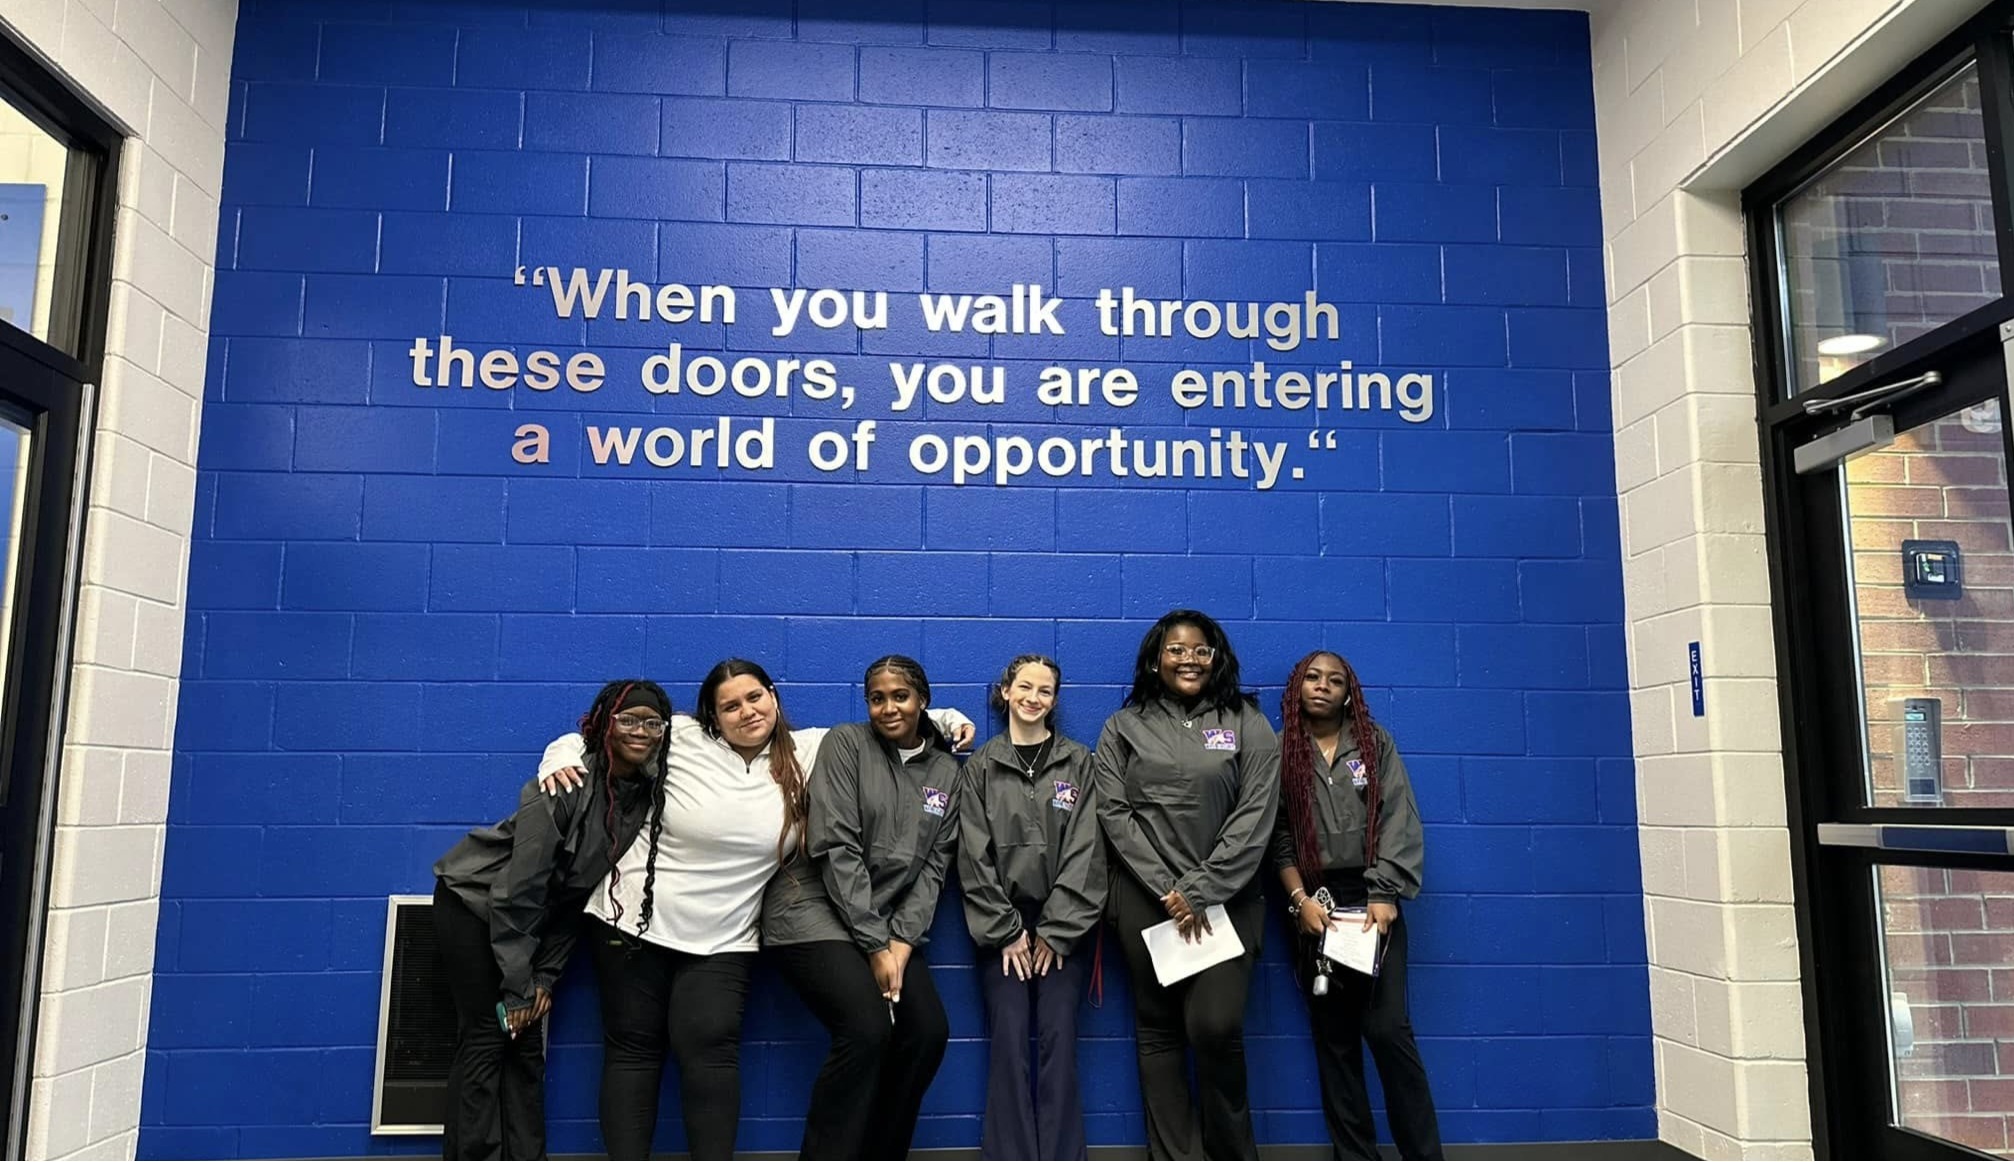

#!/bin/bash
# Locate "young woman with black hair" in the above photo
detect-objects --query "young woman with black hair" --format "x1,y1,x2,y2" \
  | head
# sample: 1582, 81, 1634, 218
957, 654, 1106, 1160
430, 678, 671, 1160
1094, 610, 1280, 1160
534, 660, 972, 1160
764, 654, 965, 1160
1274, 650, 1441, 1160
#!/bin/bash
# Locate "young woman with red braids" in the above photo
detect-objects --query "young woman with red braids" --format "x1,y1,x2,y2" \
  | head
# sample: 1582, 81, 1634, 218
1273, 651, 1441, 1160
430, 678, 672, 1160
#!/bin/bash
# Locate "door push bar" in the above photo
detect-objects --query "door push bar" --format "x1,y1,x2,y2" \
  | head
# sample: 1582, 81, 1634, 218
1817, 822, 2014, 857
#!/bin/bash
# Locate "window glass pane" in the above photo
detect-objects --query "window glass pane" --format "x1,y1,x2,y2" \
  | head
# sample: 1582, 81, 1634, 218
1880, 864, 2014, 1156
1843, 397, 2013, 808
0, 408, 23, 716
1780, 62, 2001, 393
0, 94, 66, 349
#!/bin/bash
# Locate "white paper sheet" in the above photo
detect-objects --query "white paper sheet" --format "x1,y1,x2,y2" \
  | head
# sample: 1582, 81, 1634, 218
1322, 909, 1382, 976
1141, 905, 1245, 986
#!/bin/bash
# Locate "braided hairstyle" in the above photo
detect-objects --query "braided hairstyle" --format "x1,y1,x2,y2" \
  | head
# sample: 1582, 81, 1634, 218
696, 658, 807, 867
990, 653, 1062, 731
575, 679, 673, 934
864, 655, 952, 753
1279, 651, 1382, 891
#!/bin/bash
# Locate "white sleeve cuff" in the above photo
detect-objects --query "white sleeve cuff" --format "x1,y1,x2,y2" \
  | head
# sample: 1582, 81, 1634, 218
537, 732, 588, 780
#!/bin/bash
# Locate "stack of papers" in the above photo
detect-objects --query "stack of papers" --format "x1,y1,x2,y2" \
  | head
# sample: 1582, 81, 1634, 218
1142, 905, 1245, 985
1322, 909, 1382, 976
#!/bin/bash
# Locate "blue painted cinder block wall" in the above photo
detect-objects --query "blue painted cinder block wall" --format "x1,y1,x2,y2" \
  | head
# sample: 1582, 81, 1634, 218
142, 0, 1649, 1156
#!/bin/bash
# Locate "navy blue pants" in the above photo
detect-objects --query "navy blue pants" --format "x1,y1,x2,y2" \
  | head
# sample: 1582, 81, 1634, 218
976, 926, 1090, 1160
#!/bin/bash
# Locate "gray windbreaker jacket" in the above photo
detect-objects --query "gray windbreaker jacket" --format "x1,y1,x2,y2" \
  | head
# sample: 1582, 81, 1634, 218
433, 769, 652, 1009
762, 721, 961, 952
1268, 723, 1425, 903
1093, 697, 1281, 911
955, 732, 1107, 956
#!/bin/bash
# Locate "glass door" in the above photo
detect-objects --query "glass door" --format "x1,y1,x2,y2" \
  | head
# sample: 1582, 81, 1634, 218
1744, 8, 2014, 1155
0, 31, 116, 1154
1808, 384, 2014, 1158
1775, 358, 2014, 1157
0, 324, 88, 1156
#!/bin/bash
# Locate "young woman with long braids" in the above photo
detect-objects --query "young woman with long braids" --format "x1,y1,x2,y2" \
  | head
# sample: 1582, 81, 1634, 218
535, 659, 972, 1159
430, 679, 671, 1160
956, 654, 1106, 1160
1273, 650, 1441, 1160
764, 655, 965, 1160
1094, 610, 1280, 1160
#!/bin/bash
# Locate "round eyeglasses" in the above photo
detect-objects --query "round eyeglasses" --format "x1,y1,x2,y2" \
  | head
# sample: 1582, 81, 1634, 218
612, 713, 667, 737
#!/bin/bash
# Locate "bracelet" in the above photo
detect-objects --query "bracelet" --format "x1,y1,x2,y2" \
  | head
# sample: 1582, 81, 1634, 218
1288, 888, 1307, 905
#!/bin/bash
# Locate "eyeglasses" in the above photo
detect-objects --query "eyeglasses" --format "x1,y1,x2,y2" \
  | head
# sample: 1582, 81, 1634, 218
612, 713, 667, 737
1163, 644, 1217, 662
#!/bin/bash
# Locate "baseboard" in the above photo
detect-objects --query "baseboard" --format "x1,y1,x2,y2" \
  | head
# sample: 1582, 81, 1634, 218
602, 1142, 1693, 1160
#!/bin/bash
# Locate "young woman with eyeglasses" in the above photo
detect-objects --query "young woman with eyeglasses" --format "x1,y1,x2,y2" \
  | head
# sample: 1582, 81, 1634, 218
956, 654, 1106, 1160
1274, 650, 1440, 1160
430, 679, 672, 1160
1094, 611, 1280, 1160
535, 660, 973, 1159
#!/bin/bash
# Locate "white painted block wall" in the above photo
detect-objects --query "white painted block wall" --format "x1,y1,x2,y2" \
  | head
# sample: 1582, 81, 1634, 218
1589, 0, 1988, 1157
0, 1, 237, 1158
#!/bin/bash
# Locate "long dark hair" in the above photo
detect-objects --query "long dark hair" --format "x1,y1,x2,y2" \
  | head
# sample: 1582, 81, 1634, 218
1122, 609, 1254, 715
990, 653, 1062, 731
696, 658, 806, 867
576, 679, 673, 934
864, 654, 953, 753
1279, 651, 1382, 890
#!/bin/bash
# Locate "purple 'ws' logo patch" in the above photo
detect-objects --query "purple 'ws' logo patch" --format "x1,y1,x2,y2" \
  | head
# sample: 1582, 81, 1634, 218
1051, 781, 1079, 810
1201, 728, 1238, 751
922, 787, 949, 816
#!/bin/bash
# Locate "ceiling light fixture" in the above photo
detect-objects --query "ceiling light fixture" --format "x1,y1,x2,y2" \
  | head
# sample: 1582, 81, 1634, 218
1816, 333, 1886, 356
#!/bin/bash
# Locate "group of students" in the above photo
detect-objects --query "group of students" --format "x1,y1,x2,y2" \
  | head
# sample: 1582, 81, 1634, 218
430, 609, 1444, 1161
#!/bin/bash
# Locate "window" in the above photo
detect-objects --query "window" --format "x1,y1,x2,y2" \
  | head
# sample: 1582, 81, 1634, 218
0, 99, 70, 348
1778, 62, 2002, 393
0, 28, 118, 1159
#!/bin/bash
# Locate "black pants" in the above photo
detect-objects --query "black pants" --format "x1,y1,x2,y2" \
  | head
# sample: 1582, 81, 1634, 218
434, 880, 546, 1160
1301, 875, 1443, 1161
771, 939, 950, 1160
1111, 872, 1263, 1161
976, 916, 1090, 1160
588, 922, 755, 1160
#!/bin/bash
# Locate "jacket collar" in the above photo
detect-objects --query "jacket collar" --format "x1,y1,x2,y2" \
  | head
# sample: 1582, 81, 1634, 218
977, 732, 1085, 780
865, 722, 945, 766
1152, 695, 1217, 724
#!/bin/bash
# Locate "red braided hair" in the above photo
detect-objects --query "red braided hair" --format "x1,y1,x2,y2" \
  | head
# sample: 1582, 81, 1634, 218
1346, 659, 1383, 870
580, 681, 635, 927
1280, 654, 1326, 895
1279, 651, 1382, 891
